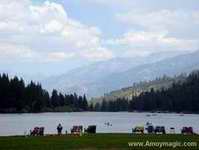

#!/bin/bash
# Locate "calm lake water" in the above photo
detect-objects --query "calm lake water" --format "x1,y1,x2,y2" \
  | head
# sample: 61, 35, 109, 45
0, 112, 199, 136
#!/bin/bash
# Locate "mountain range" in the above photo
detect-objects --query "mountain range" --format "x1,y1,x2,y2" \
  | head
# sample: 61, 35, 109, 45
42, 50, 199, 98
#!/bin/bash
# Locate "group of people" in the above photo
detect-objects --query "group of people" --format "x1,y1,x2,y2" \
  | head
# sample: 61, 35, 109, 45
56, 124, 95, 135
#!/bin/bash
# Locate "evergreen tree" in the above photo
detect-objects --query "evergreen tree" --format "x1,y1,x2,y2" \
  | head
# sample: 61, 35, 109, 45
89, 103, 94, 111
51, 90, 60, 108
82, 94, 88, 111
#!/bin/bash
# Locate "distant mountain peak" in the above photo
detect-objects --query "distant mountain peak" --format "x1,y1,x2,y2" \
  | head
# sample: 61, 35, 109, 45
42, 50, 199, 98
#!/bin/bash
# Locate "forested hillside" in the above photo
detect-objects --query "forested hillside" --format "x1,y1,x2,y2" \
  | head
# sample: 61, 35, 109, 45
94, 71, 199, 113
91, 74, 186, 103
0, 74, 88, 113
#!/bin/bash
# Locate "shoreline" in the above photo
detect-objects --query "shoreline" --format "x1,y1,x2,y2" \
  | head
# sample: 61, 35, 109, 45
0, 111, 199, 115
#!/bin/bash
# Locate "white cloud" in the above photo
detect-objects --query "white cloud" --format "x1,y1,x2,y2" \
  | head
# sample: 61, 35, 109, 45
42, 20, 64, 33
79, 47, 113, 60
46, 52, 74, 62
107, 9, 199, 57
0, 43, 33, 61
61, 20, 102, 51
0, 0, 198, 63
82, 0, 199, 13
108, 31, 198, 56
117, 10, 199, 39
0, 0, 112, 62
83, 0, 131, 5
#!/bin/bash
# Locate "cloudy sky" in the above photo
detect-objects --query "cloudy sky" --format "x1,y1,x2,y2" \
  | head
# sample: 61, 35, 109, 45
0, 0, 199, 76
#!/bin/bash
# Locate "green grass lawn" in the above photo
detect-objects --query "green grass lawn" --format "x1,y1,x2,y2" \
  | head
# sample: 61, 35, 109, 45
0, 134, 198, 150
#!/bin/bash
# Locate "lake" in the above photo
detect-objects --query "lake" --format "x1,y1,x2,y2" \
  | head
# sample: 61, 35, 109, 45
0, 112, 199, 136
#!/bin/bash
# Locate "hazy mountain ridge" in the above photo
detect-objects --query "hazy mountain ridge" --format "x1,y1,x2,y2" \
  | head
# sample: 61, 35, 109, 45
42, 50, 199, 98
100, 50, 199, 91
42, 56, 158, 96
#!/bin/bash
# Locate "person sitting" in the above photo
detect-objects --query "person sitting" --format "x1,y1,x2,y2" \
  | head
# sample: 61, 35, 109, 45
57, 123, 63, 135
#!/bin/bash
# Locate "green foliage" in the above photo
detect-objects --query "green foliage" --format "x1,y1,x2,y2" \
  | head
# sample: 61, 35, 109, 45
0, 74, 88, 113
94, 71, 199, 113
130, 71, 199, 112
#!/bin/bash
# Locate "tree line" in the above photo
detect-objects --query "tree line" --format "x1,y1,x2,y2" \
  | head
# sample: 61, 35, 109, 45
0, 74, 89, 113
93, 71, 199, 113
1, 71, 199, 113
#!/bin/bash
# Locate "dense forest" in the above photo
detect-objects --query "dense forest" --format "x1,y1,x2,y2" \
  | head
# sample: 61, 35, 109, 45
94, 71, 199, 113
0, 74, 89, 113
1, 71, 199, 113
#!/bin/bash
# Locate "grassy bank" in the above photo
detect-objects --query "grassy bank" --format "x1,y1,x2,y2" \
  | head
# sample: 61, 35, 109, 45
0, 134, 198, 150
